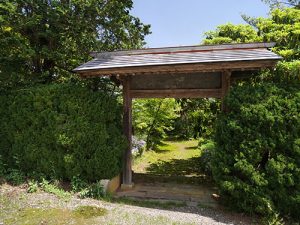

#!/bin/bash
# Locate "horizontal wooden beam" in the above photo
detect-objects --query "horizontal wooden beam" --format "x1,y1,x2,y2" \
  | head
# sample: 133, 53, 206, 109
77, 60, 278, 77
130, 89, 222, 98
130, 72, 221, 90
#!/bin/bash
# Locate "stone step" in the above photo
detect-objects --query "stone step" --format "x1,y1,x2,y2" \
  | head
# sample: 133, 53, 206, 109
114, 194, 219, 209
115, 183, 219, 209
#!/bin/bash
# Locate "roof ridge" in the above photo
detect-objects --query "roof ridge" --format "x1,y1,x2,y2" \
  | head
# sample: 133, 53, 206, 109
90, 42, 276, 58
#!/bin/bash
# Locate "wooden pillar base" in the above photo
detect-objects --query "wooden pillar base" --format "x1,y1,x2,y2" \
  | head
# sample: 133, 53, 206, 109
121, 183, 134, 191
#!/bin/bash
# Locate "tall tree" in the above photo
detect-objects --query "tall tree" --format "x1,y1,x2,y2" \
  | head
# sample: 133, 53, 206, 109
172, 99, 220, 139
0, 0, 150, 87
203, 23, 259, 45
133, 99, 179, 150
262, 0, 300, 8
203, 7, 300, 61
204, 4, 300, 220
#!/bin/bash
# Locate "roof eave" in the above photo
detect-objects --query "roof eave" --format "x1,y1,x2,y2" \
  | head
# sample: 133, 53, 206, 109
75, 58, 281, 77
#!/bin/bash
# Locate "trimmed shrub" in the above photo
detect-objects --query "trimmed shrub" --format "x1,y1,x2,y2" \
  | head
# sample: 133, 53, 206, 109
274, 61, 300, 83
0, 154, 5, 177
5, 169, 25, 185
198, 139, 215, 175
0, 83, 125, 182
212, 81, 300, 219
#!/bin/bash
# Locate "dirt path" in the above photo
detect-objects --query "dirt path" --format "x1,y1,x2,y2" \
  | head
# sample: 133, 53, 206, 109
0, 184, 257, 225
114, 140, 257, 224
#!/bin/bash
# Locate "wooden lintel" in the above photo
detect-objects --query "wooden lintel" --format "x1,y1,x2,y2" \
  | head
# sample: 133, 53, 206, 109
130, 89, 222, 99
77, 60, 278, 77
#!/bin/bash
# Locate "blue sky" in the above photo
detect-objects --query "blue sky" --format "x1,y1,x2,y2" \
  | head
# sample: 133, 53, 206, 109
131, 0, 270, 48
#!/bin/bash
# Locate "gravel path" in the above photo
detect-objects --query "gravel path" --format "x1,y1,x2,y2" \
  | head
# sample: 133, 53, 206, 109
0, 184, 257, 225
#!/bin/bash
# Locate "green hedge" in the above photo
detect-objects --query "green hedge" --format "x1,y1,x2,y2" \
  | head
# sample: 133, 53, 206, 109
0, 83, 125, 182
212, 81, 300, 219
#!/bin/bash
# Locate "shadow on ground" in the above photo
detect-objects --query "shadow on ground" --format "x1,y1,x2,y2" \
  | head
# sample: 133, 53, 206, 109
185, 146, 198, 150
111, 196, 256, 225
146, 157, 202, 176
116, 173, 256, 225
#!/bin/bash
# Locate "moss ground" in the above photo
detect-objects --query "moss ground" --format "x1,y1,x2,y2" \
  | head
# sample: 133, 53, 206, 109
0, 184, 197, 225
133, 140, 203, 178
0, 192, 107, 225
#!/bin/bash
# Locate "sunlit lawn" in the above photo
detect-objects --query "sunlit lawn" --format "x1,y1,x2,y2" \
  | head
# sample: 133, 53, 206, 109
133, 140, 202, 177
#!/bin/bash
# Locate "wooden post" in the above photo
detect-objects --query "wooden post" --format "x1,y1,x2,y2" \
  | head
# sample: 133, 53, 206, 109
221, 70, 231, 112
121, 76, 134, 190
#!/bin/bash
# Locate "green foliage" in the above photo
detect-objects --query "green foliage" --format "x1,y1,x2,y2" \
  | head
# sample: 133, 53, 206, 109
5, 169, 25, 185
133, 99, 179, 149
40, 179, 71, 200
198, 140, 216, 175
172, 99, 220, 139
203, 7, 300, 221
256, 7, 300, 60
133, 98, 220, 146
203, 23, 259, 44
0, 83, 125, 182
212, 81, 300, 219
71, 176, 88, 193
27, 180, 39, 193
0, 154, 5, 177
0, 0, 150, 88
250, 61, 300, 85
203, 7, 300, 60
274, 60, 300, 83
262, 0, 300, 9
262, 212, 285, 225
78, 182, 105, 200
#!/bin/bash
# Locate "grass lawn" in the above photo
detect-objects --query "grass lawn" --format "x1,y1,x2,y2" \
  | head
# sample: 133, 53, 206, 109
0, 186, 196, 225
133, 140, 203, 178
0, 183, 255, 225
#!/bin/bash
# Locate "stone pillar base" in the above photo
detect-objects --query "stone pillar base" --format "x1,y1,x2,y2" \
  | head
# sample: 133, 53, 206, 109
121, 183, 134, 191
99, 174, 121, 194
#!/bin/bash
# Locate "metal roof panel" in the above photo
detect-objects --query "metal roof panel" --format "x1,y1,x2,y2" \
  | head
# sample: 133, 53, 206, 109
74, 46, 282, 72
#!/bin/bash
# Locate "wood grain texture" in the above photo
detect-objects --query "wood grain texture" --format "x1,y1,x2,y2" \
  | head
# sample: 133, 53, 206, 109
130, 72, 221, 90
122, 76, 133, 185
221, 71, 231, 112
77, 60, 278, 77
130, 89, 222, 99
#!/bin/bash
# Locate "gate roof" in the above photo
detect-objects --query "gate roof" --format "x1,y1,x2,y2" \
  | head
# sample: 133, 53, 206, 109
74, 42, 282, 77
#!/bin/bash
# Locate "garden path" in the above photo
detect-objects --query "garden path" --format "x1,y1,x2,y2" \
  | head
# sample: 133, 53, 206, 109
117, 140, 218, 208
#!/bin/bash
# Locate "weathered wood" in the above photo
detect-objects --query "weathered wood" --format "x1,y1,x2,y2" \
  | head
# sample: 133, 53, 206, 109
130, 89, 222, 99
221, 71, 231, 112
231, 70, 259, 79
77, 60, 278, 77
122, 76, 133, 187
130, 72, 221, 90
